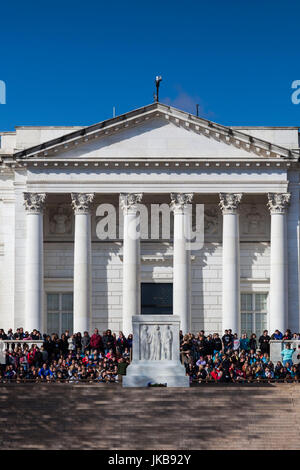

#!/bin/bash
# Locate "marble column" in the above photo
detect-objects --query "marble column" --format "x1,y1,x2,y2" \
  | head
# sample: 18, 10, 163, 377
71, 193, 95, 334
170, 193, 193, 335
219, 193, 242, 334
24, 192, 46, 333
120, 193, 143, 337
267, 193, 291, 334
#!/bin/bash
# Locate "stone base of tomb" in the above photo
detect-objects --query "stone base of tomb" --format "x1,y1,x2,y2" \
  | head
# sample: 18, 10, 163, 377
123, 361, 189, 387
122, 314, 190, 388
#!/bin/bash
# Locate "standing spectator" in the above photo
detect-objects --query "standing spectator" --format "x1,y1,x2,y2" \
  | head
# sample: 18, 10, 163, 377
0, 329, 7, 340
33, 347, 43, 368
58, 333, 68, 356
51, 334, 60, 360
127, 334, 133, 350
90, 329, 103, 353
81, 331, 90, 352
271, 329, 283, 340
75, 332, 82, 352
233, 333, 240, 352
14, 328, 25, 340
31, 329, 41, 340
240, 333, 249, 352
68, 335, 76, 353
283, 329, 292, 340
6, 329, 14, 340
103, 329, 115, 355
222, 330, 233, 352
212, 333, 222, 353
116, 331, 127, 355
205, 335, 214, 356
43, 335, 53, 359
249, 333, 257, 351
40, 346, 49, 364
259, 330, 271, 355
281, 343, 296, 366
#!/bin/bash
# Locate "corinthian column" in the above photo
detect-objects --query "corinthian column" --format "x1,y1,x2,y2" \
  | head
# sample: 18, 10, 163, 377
120, 193, 143, 336
170, 193, 193, 334
267, 193, 290, 334
71, 193, 95, 333
24, 192, 46, 333
219, 193, 242, 334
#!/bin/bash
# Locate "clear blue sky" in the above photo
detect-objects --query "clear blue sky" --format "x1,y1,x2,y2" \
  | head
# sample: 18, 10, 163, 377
0, 0, 300, 131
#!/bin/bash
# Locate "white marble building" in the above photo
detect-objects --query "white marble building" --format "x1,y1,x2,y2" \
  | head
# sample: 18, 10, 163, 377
0, 103, 299, 337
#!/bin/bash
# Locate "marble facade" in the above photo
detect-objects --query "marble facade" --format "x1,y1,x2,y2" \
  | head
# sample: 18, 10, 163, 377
0, 103, 299, 336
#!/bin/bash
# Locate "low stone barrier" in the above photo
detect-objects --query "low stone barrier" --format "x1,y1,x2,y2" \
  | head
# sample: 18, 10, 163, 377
0, 340, 44, 364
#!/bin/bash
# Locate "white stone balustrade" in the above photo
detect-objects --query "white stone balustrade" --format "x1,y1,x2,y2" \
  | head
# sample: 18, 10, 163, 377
0, 340, 44, 364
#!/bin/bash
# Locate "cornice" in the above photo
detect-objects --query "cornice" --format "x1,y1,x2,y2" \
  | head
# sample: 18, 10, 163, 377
4, 158, 296, 171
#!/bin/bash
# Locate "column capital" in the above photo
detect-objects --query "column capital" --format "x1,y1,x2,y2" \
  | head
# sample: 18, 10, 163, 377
120, 193, 143, 213
267, 193, 291, 214
23, 192, 46, 214
219, 193, 242, 214
170, 193, 193, 213
71, 193, 95, 214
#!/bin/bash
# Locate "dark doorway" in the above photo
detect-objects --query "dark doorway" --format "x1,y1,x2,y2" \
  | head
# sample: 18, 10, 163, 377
141, 282, 173, 315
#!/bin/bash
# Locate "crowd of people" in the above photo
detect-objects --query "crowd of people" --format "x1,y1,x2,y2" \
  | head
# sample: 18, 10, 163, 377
0, 326, 300, 384
0, 328, 131, 383
181, 328, 300, 383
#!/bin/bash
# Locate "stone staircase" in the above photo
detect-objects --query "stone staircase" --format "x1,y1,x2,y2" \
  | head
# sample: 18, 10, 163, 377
0, 383, 300, 449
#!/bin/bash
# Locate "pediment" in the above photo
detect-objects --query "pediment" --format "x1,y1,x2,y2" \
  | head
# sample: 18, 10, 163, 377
13, 103, 297, 162
46, 118, 272, 160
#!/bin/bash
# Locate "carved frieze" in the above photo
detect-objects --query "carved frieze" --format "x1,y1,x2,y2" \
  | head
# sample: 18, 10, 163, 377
139, 324, 173, 361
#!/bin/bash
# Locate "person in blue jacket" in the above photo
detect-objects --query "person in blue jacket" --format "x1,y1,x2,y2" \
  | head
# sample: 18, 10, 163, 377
240, 333, 249, 352
38, 363, 53, 379
281, 344, 296, 366
271, 329, 283, 340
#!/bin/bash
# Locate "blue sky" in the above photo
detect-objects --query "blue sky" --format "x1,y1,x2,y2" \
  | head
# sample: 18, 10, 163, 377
0, 0, 299, 131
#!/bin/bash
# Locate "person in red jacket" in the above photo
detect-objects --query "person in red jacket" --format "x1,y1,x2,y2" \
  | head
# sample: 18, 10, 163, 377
89, 329, 103, 353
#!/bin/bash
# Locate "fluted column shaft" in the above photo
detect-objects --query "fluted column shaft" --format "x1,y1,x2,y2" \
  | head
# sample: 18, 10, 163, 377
220, 193, 242, 334
170, 193, 193, 335
71, 193, 94, 334
24, 193, 46, 333
120, 193, 143, 336
268, 193, 290, 334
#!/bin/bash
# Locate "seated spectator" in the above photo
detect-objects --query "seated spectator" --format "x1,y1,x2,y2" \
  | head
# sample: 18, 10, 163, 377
38, 363, 53, 380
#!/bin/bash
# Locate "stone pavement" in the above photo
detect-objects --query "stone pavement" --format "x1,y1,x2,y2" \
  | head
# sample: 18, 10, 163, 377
0, 383, 299, 450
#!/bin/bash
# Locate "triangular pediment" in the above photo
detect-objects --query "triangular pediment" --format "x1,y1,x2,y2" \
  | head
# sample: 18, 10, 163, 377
13, 103, 297, 162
